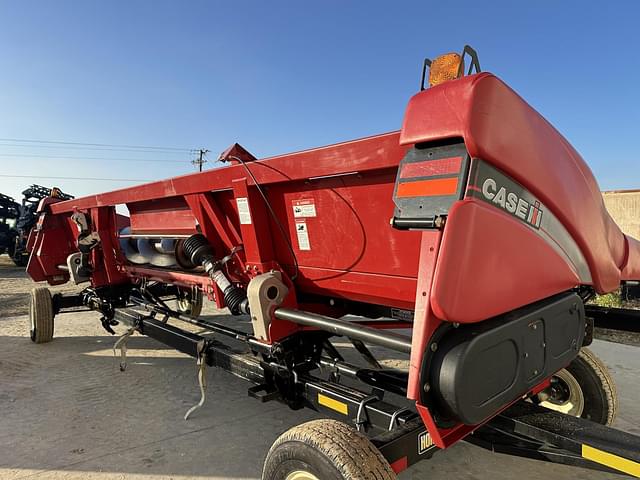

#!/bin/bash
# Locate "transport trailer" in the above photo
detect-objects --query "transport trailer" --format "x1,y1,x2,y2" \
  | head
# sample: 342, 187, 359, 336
25, 46, 640, 479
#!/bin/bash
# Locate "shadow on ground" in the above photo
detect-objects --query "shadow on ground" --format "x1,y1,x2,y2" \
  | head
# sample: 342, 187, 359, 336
1, 309, 637, 480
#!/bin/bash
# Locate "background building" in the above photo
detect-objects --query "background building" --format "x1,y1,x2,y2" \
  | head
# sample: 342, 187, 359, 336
604, 189, 640, 300
603, 189, 640, 240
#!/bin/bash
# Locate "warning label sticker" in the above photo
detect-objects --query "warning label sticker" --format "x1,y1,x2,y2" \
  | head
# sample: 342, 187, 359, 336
293, 199, 317, 218
236, 197, 252, 225
295, 221, 310, 250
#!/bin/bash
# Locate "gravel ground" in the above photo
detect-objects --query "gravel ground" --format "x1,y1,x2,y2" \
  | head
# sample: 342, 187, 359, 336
0, 254, 638, 480
0, 256, 79, 317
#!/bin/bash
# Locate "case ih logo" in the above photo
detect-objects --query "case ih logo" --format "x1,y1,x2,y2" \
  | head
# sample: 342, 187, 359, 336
481, 178, 543, 228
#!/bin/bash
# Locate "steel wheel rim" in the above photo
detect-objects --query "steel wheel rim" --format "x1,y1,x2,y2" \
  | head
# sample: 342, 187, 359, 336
177, 297, 191, 313
539, 369, 585, 416
286, 471, 320, 480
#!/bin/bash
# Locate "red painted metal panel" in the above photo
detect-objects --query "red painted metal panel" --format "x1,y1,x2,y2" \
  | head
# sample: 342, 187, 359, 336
295, 267, 417, 310
91, 206, 128, 286
400, 72, 640, 292
129, 197, 197, 235
49, 131, 404, 214
431, 199, 580, 324
407, 231, 442, 401
268, 171, 421, 282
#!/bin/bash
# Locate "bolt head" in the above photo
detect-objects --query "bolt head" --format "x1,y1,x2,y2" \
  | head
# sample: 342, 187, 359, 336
423, 383, 431, 392
430, 343, 438, 352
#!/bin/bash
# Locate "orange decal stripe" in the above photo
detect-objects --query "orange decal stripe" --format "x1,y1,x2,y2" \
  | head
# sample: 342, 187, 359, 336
396, 177, 459, 198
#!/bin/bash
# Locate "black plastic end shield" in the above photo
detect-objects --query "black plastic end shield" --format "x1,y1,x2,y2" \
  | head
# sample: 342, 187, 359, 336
430, 292, 585, 426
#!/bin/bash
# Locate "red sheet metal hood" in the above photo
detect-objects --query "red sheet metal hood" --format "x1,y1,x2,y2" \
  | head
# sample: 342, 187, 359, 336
400, 72, 640, 292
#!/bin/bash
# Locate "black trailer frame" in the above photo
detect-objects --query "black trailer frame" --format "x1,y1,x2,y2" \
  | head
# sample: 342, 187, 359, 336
50, 288, 640, 477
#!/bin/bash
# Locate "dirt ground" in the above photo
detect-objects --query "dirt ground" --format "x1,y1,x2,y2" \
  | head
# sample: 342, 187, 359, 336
1, 254, 639, 480
0, 256, 79, 317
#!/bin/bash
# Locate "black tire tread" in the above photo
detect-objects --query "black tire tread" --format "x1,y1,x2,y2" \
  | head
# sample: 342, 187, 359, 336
576, 347, 618, 425
263, 419, 396, 480
30, 287, 54, 343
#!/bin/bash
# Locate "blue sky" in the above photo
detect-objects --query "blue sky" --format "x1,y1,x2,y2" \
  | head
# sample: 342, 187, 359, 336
0, 1, 638, 203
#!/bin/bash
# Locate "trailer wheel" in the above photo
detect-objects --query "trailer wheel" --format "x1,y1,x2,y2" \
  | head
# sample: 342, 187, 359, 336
262, 419, 396, 480
176, 288, 203, 318
13, 254, 28, 267
29, 287, 54, 343
539, 348, 617, 425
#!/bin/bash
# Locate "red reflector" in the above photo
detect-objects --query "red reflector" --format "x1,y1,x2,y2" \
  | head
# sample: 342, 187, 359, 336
400, 156, 462, 179
396, 177, 459, 198
390, 456, 408, 474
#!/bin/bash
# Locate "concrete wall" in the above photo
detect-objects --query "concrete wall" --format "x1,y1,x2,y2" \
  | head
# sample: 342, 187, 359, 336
602, 190, 640, 240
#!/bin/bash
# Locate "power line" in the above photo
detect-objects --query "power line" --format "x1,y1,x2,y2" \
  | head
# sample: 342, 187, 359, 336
191, 148, 209, 172
0, 152, 190, 163
0, 143, 193, 154
0, 137, 195, 152
0, 174, 152, 182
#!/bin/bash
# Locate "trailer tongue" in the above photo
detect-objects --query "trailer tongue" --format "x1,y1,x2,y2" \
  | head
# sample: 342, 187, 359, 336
25, 46, 640, 479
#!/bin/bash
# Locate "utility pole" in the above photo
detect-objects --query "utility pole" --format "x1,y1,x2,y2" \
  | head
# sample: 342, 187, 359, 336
192, 148, 209, 172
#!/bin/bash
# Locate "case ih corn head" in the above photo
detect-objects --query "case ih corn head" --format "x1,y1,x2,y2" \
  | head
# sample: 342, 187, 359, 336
25, 47, 640, 479
13, 185, 73, 266
0, 185, 72, 266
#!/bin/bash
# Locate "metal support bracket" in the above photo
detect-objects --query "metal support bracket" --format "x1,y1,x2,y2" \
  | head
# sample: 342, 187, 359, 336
355, 394, 380, 432
113, 326, 136, 372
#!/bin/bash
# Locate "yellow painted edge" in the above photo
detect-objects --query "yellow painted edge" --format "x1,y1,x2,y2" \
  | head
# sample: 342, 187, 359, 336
582, 444, 640, 477
318, 393, 348, 415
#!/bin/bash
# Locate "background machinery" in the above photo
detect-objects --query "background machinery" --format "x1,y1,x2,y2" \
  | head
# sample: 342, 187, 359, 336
12, 184, 73, 266
23, 47, 640, 479
0, 192, 19, 259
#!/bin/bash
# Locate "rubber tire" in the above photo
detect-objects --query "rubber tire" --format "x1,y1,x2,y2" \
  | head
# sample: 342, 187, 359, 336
563, 347, 618, 425
7, 239, 16, 259
176, 288, 203, 318
13, 255, 28, 267
29, 287, 54, 343
262, 419, 396, 480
